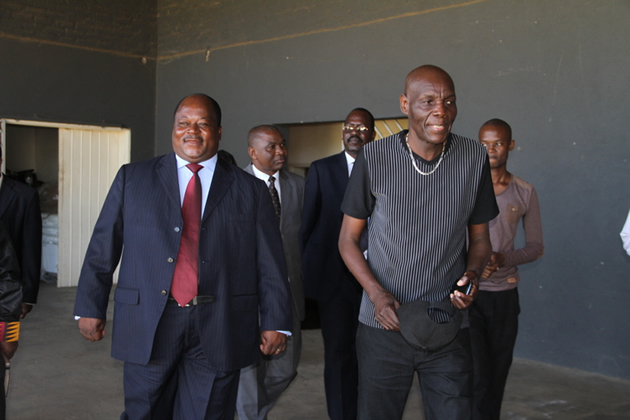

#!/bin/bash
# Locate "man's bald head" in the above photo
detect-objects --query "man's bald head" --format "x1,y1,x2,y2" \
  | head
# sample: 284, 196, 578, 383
248, 125, 283, 147
404, 65, 455, 96
479, 118, 512, 140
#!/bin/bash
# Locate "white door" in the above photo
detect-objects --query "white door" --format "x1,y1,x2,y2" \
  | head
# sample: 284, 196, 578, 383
0, 120, 129, 287
58, 127, 130, 287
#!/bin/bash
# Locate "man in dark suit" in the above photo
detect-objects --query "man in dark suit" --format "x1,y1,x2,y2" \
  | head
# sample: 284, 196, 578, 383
0, 221, 23, 420
74, 94, 293, 419
238, 125, 305, 420
300, 108, 375, 420
0, 146, 42, 319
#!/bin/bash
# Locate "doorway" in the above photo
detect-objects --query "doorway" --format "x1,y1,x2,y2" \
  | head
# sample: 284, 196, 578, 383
283, 117, 408, 177
0, 119, 130, 287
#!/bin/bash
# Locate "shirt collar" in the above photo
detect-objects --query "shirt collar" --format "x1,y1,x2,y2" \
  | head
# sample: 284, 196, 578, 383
344, 151, 356, 166
250, 164, 279, 183
174, 153, 218, 171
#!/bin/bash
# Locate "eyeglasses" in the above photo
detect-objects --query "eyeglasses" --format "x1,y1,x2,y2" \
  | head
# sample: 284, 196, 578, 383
342, 125, 370, 133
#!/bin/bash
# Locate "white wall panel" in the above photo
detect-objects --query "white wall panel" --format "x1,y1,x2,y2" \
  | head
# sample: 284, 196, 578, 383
58, 127, 130, 287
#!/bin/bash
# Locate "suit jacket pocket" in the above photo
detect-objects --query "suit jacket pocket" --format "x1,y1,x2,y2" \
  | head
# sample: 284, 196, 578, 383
232, 295, 258, 312
114, 287, 139, 305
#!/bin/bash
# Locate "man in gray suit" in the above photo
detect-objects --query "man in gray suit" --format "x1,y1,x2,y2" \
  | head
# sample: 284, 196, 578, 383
237, 125, 305, 420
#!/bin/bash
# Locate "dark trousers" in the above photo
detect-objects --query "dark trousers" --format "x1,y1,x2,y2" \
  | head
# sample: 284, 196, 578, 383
317, 275, 362, 420
356, 323, 473, 420
469, 288, 520, 420
122, 303, 240, 420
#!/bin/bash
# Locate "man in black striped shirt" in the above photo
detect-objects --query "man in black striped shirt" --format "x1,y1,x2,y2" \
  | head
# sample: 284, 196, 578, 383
339, 65, 498, 419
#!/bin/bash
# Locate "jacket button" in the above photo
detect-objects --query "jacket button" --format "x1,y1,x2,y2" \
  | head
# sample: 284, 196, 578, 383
167, 257, 174, 263
174, 227, 181, 232
161, 290, 167, 296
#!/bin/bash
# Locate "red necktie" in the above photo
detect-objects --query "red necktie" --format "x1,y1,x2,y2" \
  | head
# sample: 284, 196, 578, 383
171, 163, 203, 306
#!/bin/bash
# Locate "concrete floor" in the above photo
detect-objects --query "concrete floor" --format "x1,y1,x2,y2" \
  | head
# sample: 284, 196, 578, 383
7, 282, 630, 419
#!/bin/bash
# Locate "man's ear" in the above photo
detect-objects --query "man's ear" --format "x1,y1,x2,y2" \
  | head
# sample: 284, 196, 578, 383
248, 146, 256, 161
509, 139, 515, 151
400, 94, 409, 116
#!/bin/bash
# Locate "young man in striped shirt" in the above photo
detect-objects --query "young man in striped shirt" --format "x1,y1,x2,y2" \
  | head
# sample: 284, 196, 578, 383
339, 65, 498, 419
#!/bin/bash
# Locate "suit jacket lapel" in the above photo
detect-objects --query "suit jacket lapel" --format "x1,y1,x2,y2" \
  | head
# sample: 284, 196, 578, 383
243, 164, 254, 176
278, 170, 295, 227
156, 154, 182, 217
203, 158, 234, 222
334, 151, 349, 197
245, 164, 291, 225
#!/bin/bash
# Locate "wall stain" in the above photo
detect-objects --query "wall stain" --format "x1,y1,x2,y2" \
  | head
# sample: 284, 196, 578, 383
158, 0, 488, 61
0, 31, 155, 61
1, 0, 486, 62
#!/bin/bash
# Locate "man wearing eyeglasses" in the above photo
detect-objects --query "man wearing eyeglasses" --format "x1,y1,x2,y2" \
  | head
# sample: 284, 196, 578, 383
301, 108, 375, 420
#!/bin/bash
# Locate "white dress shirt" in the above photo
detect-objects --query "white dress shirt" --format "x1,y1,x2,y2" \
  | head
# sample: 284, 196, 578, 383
345, 152, 356, 177
250, 165, 281, 204
175, 154, 218, 215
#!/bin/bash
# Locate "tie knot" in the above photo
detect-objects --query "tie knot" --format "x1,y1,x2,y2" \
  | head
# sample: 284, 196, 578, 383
268, 176, 276, 184
186, 163, 203, 173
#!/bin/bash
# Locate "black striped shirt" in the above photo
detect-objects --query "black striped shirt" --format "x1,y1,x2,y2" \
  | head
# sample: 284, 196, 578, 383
342, 130, 498, 328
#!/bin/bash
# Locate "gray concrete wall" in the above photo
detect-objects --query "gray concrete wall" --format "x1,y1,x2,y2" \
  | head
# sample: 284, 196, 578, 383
0, 0, 157, 162
2, 0, 156, 57
155, 0, 630, 379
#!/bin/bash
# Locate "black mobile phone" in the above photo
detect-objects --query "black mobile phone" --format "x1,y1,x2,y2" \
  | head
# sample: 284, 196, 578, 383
452, 281, 473, 295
